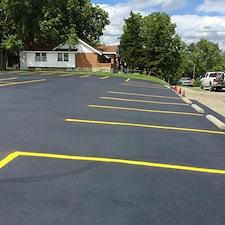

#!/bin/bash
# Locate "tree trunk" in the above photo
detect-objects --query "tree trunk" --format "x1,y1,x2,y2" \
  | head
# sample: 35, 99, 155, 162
0, 49, 7, 70
0, 49, 4, 69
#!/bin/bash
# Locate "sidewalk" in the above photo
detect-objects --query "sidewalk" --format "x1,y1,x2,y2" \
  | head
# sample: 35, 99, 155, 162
182, 87, 225, 118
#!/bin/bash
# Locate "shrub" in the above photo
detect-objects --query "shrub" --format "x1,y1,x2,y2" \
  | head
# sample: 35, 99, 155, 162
193, 78, 201, 87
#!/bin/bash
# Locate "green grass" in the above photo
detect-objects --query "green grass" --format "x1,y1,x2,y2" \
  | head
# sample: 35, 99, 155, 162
9, 69, 167, 85
69, 71, 167, 85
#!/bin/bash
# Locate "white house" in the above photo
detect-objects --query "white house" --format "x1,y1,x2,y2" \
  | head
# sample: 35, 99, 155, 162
20, 39, 118, 72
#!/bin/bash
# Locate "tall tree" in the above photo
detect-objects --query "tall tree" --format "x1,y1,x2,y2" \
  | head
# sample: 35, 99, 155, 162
176, 42, 196, 80
177, 40, 224, 79
119, 12, 144, 70
192, 39, 222, 76
0, 0, 109, 69
142, 12, 182, 81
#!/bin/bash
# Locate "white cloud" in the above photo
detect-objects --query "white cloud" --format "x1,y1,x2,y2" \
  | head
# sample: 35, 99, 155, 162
197, 0, 225, 14
99, 3, 134, 44
99, 1, 225, 50
99, 0, 187, 44
172, 15, 225, 49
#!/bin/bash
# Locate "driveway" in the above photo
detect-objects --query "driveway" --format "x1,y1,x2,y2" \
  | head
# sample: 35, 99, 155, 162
0, 71, 225, 225
182, 86, 225, 118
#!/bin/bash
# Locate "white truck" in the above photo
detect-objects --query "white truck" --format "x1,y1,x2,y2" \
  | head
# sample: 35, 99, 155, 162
200, 72, 225, 91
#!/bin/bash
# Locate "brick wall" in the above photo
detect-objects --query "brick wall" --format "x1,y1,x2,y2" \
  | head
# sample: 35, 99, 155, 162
75, 53, 115, 71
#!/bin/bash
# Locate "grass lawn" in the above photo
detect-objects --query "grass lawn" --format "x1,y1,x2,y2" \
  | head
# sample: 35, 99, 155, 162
8, 69, 167, 85
69, 71, 167, 85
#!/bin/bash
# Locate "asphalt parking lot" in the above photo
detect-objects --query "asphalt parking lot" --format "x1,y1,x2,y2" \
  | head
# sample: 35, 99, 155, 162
0, 71, 225, 225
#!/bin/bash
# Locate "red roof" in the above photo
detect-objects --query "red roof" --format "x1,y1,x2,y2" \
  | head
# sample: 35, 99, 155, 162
96, 45, 118, 53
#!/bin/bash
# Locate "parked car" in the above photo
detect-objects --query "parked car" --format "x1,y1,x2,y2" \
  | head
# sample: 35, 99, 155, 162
200, 72, 225, 91
178, 77, 193, 86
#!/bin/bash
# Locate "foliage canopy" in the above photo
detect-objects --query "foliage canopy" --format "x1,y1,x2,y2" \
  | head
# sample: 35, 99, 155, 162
119, 12, 225, 82
0, 0, 109, 69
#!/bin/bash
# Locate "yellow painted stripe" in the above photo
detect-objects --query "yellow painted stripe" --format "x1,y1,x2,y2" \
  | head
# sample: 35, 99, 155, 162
89, 105, 202, 117
128, 81, 167, 87
80, 75, 90, 78
101, 76, 110, 80
19, 72, 36, 75
108, 91, 180, 100
0, 152, 19, 169
19, 72, 52, 76
39, 73, 55, 76
65, 118, 225, 135
59, 74, 73, 77
101, 96, 188, 106
125, 78, 131, 82
122, 82, 163, 88
0, 77, 18, 82
11, 151, 225, 175
0, 79, 46, 87
121, 83, 166, 89
127, 81, 152, 85
40, 71, 57, 75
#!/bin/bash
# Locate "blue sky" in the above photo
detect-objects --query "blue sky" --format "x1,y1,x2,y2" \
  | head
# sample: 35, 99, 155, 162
92, 0, 225, 49
93, 0, 202, 14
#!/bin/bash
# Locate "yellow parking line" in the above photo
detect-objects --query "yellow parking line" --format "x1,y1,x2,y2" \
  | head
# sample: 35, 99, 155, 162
89, 105, 202, 117
39, 73, 55, 76
19, 72, 36, 75
0, 152, 19, 169
1, 151, 225, 175
128, 80, 167, 87
121, 83, 166, 89
80, 75, 90, 78
108, 91, 180, 100
101, 97, 188, 106
59, 74, 74, 77
0, 79, 46, 87
125, 78, 131, 82
65, 118, 225, 135
101, 76, 110, 80
0, 77, 18, 82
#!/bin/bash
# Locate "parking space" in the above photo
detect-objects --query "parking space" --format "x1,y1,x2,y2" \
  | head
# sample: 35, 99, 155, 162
0, 71, 225, 225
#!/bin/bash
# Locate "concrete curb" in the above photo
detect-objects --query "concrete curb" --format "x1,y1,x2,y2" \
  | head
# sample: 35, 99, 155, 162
206, 115, 225, 130
182, 97, 192, 105
165, 85, 171, 89
191, 104, 205, 114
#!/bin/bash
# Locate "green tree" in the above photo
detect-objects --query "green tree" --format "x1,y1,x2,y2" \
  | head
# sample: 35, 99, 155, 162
1, 35, 23, 54
191, 39, 222, 76
142, 12, 182, 81
176, 42, 195, 80
119, 12, 144, 71
0, 0, 109, 69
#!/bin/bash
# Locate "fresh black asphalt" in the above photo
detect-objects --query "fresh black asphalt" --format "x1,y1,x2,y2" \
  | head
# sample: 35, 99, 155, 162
0, 72, 225, 225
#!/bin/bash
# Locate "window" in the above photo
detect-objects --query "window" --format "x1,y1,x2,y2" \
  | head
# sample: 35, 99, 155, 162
98, 55, 111, 63
64, 53, 69, 62
209, 73, 217, 78
35, 53, 47, 62
42, 53, 47, 62
58, 53, 69, 62
35, 53, 41, 62
58, 53, 63, 62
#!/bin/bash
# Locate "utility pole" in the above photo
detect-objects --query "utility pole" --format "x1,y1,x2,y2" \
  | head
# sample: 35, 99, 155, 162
193, 65, 196, 79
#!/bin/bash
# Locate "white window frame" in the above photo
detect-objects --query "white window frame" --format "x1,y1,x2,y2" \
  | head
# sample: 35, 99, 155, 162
35, 52, 47, 62
64, 53, 69, 62
58, 53, 63, 62
41, 53, 47, 62
58, 52, 69, 62
35, 53, 41, 62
